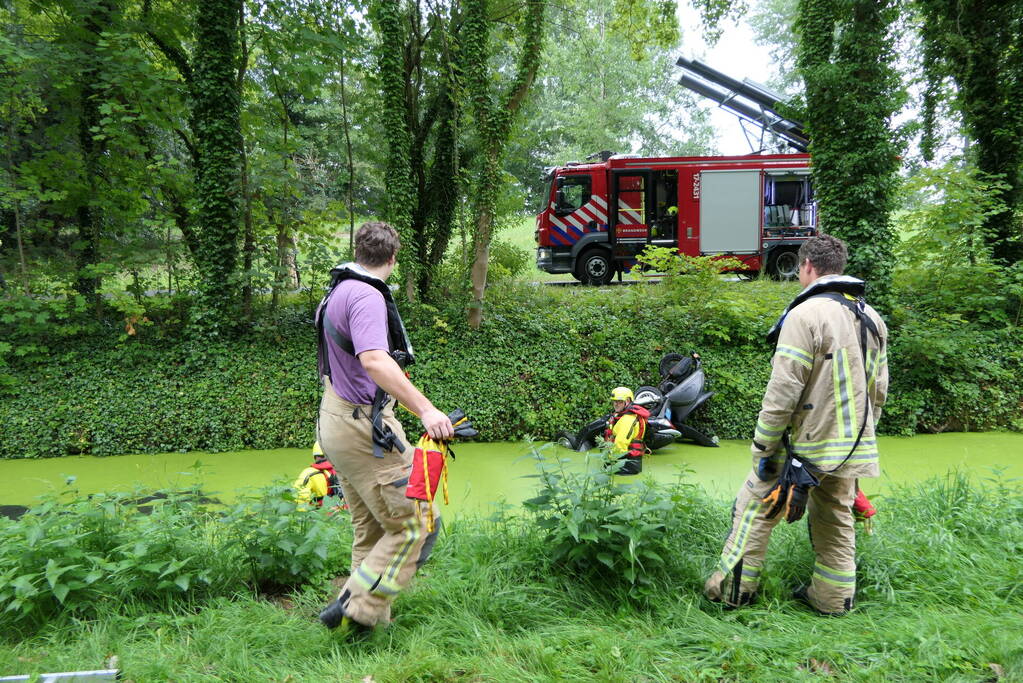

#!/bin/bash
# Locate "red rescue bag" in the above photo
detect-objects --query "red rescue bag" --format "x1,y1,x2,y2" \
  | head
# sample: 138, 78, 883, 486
403, 409, 477, 533
853, 488, 877, 534
405, 436, 450, 532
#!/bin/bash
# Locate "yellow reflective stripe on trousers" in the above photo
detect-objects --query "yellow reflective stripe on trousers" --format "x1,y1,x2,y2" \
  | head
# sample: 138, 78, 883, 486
384, 517, 421, 585
740, 564, 762, 581
776, 344, 813, 369
813, 561, 856, 588
352, 517, 421, 598
719, 498, 763, 574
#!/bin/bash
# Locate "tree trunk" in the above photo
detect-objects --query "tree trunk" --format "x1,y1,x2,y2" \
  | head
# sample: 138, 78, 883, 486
75, 0, 116, 312
238, 0, 255, 317
5, 86, 29, 293
338, 49, 356, 254
192, 0, 242, 331
463, 0, 546, 328
467, 150, 499, 329
240, 141, 255, 317
272, 225, 297, 309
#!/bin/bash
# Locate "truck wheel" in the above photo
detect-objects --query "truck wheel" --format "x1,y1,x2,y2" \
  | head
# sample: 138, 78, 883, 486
768, 249, 800, 280
576, 249, 614, 285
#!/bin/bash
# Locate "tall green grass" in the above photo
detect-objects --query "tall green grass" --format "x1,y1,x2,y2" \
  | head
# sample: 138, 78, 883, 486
1, 470, 1020, 681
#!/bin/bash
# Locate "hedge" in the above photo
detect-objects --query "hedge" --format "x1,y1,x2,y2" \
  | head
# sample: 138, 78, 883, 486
3, 281, 1021, 458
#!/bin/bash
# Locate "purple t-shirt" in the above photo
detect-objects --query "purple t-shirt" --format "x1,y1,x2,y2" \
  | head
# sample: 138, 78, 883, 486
321, 279, 389, 404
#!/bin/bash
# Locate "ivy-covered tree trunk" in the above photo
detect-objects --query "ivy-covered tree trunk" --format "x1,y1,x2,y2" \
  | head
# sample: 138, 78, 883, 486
918, 0, 1023, 267
191, 0, 242, 331
372, 0, 417, 299
371, 0, 465, 302
420, 79, 462, 293
464, 0, 545, 329
796, 0, 901, 308
74, 0, 116, 310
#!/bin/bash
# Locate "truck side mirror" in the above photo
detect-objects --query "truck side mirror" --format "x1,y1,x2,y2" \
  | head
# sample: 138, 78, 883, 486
555, 189, 567, 209
555, 177, 565, 189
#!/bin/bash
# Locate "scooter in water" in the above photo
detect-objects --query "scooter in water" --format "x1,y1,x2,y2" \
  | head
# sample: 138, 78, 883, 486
633, 352, 719, 448
556, 352, 718, 452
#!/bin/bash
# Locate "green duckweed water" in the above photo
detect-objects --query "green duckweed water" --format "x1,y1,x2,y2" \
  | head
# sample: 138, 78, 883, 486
1, 432, 1020, 517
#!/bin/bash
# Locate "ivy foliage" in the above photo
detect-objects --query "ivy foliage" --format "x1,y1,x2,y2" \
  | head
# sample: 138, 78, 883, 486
2, 279, 1020, 458
190, 0, 242, 334
795, 0, 904, 310
915, 0, 1023, 266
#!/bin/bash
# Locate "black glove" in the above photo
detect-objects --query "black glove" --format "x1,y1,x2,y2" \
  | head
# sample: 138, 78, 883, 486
756, 455, 779, 481
447, 408, 479, 439
762, 456, 818, 523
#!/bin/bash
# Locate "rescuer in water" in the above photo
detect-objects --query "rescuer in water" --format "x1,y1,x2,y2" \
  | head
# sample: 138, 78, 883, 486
293, 442, 342, 509
604, 386, 649, 475
704, 234, 888, 615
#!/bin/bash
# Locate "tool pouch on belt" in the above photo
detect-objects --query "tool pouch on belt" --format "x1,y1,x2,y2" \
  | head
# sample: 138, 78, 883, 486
761, 436, 819, 523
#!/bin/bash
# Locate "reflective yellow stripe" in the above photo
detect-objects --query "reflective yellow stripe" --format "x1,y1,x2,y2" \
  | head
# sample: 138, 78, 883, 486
755, 419, 784, 444
813, 561, 856, 587
776, 344, 813, 369
384, 517, 421, 584
719, 498, 763, 574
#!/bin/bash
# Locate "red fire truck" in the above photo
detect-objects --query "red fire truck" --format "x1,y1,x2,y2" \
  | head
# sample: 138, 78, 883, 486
535, 58, 821, 284
534, 151, 817, 284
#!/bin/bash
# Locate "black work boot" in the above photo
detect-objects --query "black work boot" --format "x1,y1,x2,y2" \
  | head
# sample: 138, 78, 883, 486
318, 597, 349, 629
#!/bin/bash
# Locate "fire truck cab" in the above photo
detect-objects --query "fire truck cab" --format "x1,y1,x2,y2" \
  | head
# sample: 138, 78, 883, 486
535, 152, 817, 284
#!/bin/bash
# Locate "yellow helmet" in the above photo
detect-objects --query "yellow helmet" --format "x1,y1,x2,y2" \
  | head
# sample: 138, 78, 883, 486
610, 386, 633, 402
312, 441, 324, 457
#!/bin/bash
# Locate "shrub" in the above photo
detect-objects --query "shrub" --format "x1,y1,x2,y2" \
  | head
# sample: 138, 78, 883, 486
1, 274, 1019, 458
0, 482, 352, 631
222, 486, 349, 593
521, 443, 705, 597
0, 484, 233, 629
486, 239, 532, 283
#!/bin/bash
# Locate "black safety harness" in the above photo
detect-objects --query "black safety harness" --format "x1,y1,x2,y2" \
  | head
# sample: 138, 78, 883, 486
315, 263, 415, 458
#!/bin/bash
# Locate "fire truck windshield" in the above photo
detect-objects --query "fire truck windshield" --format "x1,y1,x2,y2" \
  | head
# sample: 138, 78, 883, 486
537, 178, 553, 214
553, 175, 591, 214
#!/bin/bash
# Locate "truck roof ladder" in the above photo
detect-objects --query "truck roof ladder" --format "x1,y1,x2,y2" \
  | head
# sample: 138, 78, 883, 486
675, 57, 810, 153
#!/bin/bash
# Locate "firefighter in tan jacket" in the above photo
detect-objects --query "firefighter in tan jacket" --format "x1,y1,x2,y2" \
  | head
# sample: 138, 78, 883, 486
705, 234, 888, 615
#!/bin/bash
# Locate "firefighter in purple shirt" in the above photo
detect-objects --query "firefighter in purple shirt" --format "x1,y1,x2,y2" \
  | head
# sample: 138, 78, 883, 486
315, 221, 453, 635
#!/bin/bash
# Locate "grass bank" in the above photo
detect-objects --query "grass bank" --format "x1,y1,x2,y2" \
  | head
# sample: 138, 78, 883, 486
1, 468, 1020, 681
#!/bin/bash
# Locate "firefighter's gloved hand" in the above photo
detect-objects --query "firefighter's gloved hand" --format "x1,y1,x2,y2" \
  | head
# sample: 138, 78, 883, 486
756, 456, 779, 481
761, 482, 786, 520
785, 483, 810, 523
762, 456, 818, 522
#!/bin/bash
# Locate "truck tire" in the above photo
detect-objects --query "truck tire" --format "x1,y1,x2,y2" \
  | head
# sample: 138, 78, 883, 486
767, 248, 800, 280
576, 248, 614, 285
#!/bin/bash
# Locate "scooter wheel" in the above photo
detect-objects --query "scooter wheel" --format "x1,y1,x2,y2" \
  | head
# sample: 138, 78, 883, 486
659, 353, 686, 379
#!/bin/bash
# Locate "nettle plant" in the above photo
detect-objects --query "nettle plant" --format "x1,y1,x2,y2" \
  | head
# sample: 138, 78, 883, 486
522, 444, 683, 595
0, 486, 228, 628
222, 485, 346, 593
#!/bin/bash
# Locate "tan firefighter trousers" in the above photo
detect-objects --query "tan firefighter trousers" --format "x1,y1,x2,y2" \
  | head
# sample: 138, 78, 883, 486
704, 467, 858, 614
317, 380, 437, 627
